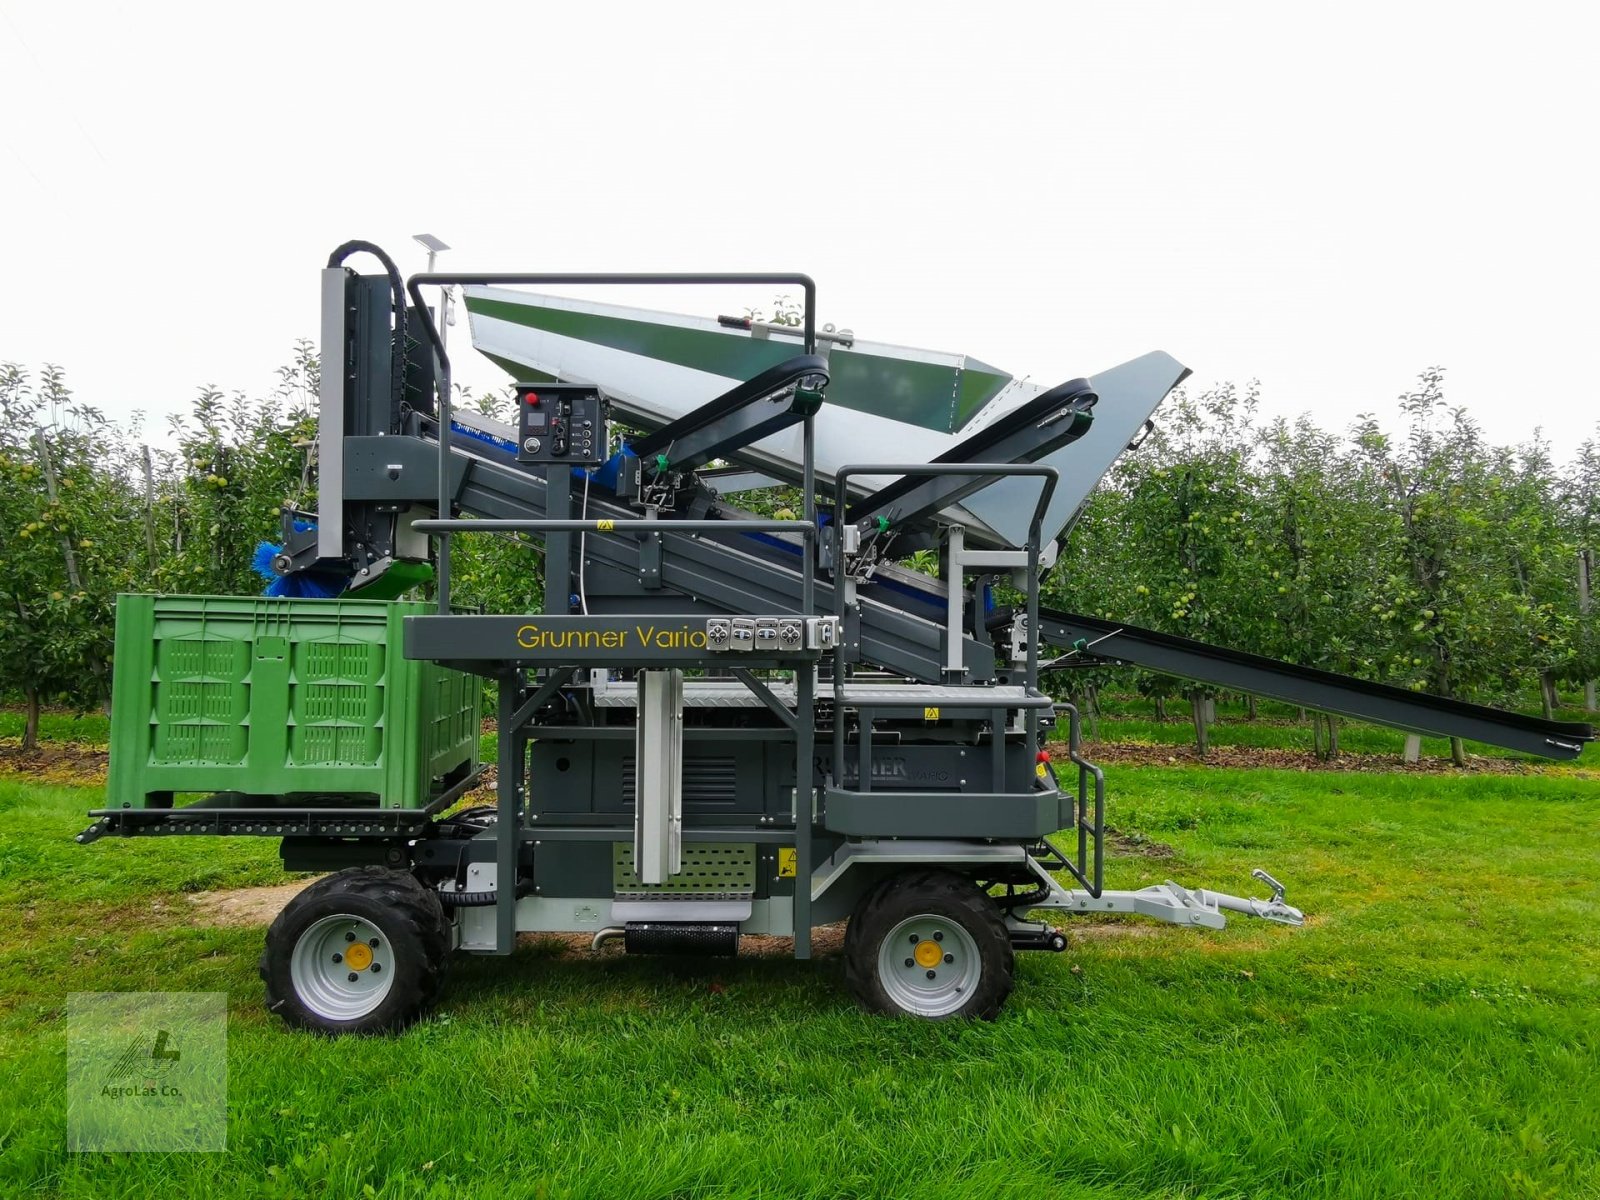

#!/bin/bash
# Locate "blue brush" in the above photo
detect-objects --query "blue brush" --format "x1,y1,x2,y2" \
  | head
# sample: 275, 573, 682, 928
252, 522, 351, 599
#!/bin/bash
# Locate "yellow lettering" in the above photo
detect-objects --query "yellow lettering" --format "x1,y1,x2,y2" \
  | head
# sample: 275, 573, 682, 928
516, 624, 539, 649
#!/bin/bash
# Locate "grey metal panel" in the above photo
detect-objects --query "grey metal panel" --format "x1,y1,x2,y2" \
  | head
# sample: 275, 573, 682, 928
317, 268, 347, 561
633, 670, 684, 885
960, 351, 1189, 547
810, 838, 1028, 902
610, 899, 752, 922
823, 788, 1065, 839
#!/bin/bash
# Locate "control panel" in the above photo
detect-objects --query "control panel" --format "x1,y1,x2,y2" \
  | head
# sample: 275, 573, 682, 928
515, 383, 607, 466
704, 616, 841, 653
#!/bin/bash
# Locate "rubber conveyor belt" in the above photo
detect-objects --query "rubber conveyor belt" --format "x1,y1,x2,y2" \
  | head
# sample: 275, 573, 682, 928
1036, 608, 1593, 761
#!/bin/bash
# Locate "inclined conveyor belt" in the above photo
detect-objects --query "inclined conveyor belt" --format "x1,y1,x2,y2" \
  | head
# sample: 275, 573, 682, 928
1036, 608, 1592, 761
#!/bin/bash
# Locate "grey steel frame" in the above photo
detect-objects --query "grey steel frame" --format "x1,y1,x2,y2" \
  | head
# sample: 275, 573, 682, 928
403, 271, 822, 958
829, 462, 1058, 802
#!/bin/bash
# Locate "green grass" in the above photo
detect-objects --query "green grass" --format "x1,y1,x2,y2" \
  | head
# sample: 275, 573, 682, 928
1, 763, 1597, 1199
0, 710, 110, 746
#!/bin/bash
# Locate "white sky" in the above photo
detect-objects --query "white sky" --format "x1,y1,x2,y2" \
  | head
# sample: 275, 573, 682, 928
3, 1, 1596, 451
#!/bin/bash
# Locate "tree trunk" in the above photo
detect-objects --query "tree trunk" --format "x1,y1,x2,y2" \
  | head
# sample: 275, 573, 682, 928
141, 444, 158, 566
1327, 714, 1339, 757
1154, 696, 1167, 722
1403, 733, 1422, 764
1542, 673, 1561, 717
1450, 736, 1467, 768
23, 689, 40, 751
1192, 696, 1208, 757
1245, 695, 1257, 721
35, 429, 82, 591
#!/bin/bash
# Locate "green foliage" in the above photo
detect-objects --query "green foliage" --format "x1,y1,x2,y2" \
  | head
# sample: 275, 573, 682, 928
150, 341, 319, 595
0, 351, 318, 744
1, 353, 1596, 747
1058, 368, 1600, 735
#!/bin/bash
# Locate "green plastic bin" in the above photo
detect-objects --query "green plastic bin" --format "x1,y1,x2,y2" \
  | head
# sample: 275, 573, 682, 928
108, 595, 480, 810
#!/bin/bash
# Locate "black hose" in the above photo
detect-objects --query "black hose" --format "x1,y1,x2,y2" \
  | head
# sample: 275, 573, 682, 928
436, 880, 534, 909
325, 240, 407, 418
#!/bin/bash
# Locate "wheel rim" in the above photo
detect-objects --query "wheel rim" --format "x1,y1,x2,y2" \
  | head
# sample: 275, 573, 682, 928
876, 913, 983, 1017
289, 913, 395, 1022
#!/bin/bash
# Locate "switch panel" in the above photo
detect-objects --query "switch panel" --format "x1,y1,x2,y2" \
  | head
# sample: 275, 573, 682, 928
515, 383, 607, 466
702, 615, 842, 652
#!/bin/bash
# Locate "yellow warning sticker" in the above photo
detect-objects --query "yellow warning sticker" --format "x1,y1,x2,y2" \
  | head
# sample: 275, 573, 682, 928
923, 706, 940, 721
595, 519, 615, 532
777, 848, 797, 878
1036, 762, 1050, 778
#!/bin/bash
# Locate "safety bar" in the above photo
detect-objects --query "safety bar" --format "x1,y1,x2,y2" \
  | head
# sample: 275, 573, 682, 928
1047, 702, 1105, 896
412, 518, 816, 537
829, 461, 1060, 791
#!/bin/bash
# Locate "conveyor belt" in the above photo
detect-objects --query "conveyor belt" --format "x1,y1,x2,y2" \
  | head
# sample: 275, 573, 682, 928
1036, 608, 1593, 761
378, 427, 1593, 761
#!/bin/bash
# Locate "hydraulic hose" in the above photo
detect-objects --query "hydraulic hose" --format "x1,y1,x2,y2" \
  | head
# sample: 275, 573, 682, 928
325, 239, 408, 418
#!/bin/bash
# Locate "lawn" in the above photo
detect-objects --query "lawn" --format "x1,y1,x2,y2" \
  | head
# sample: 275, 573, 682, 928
0, 734, 1597, 1198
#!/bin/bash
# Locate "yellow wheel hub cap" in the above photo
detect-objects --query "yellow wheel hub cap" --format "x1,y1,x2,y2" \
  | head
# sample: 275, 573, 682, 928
344, 941, 373, 971
913, 939, 942, 969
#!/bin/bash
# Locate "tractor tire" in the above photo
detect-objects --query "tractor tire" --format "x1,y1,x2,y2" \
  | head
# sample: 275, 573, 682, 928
261, 866, 450, 1035
844, 869, 1015, 1020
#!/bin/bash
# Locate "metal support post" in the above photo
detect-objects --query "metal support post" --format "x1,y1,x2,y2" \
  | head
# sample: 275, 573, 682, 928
494, 675, 523, 953
545, 469, 572, 614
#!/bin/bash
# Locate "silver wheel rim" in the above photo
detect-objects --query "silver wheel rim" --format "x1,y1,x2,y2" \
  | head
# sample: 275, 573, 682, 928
877, 913, 982, 1017
289, 913, 395, 1022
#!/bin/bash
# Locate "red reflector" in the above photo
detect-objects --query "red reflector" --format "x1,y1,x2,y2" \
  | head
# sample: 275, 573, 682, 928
1036, 751, 1051, 763
525, 392, 540, 406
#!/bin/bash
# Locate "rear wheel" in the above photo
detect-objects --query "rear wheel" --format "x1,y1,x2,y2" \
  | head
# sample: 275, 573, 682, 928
844, 869, 1014, 1019
261, 867, 449, 1035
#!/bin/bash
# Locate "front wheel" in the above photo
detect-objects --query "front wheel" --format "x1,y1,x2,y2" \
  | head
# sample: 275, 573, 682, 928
261, 867, 450, 1035
844, 869, 1015, 1019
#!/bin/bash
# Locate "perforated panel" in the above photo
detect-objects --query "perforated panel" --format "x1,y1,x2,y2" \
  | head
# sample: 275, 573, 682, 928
613, 842, 756, 895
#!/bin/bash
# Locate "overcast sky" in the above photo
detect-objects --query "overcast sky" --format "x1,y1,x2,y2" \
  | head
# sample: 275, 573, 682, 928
3, 2, 1595, 451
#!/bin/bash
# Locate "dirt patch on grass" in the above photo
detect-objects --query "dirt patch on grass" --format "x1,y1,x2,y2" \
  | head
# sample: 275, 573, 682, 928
1105, 827, 1177, 858
0, 739, 107, 786
522, 923, 849, 959
1068, 920, 1166, 942
1062, 740, 1569, 775
186, 881, 315, 927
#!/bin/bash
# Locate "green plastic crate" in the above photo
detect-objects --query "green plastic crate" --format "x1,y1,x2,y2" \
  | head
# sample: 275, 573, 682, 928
109, 595, 480, 810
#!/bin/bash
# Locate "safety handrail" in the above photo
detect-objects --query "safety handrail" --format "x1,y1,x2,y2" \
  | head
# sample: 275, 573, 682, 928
827, 461, 1060, 798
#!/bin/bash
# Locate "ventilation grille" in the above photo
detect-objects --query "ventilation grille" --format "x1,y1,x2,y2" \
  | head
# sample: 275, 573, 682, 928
620, 755, 738, 809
